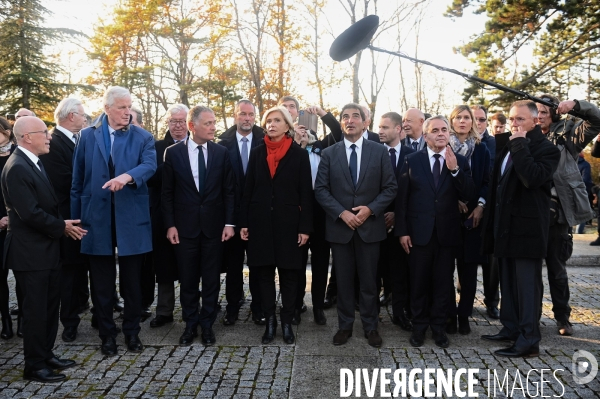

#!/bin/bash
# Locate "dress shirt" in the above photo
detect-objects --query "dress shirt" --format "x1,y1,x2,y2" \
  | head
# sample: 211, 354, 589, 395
344, 136, 364, 183
55, 125, 76, 143
18, 146, 41, 170
501, 151, 511, 175
409, 136, 422, 149
236, 131, 253, 154
426, 146, 459, 177
384, 143, 401, 168
187, 138, 207, 192
306, 147, 321, 188
362, 130, 369, 140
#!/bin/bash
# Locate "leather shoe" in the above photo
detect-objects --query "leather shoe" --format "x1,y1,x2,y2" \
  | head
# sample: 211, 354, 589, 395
432, 329, 450, 348
46, 356, 76, 370
179, 327, 198, 346
222, 312, 238, 326
61, 326, 77, 342
409, 330, 425, 347
313, 308, 326, 325
379, 293, 391, 307
23, 367, 66, 383
291, 309, 302, 325
557, 320, 574, 336
323, 295, 336, 309
481, 333, 517, 342
300, 302, 308, 313
495, 345, 539, 358
252, 313, 266, 325
458, 316, 471, 335
445, 316, 457, 335
262, 315, 277, 344
282, 323, 295, 344
1, 317, 14, 340
364, 330, 382, 348
392, 314, 413, 331
16, 315, 23, 338
124, 334, 144, 352
150, 315, 173, 328
333, 329, 352, 345
486, 306, 500, 319
201, 327, 216, 346
141, 306, 152, 322
101, 336, 118, 356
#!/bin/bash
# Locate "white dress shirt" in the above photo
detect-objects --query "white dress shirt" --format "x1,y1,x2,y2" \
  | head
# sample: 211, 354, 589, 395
187, 139, 208, 192
501, 151, 511, 175
18, 146, 41, 170
344, 136, 364, 183
55, 125, 76, 143
384, 142, 402, 168
426, 146, 459, 177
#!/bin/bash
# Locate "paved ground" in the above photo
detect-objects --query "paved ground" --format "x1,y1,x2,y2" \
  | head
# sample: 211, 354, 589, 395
0, 234, 599, 398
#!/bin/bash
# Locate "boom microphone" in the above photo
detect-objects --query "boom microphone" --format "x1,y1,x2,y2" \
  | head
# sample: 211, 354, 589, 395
329, 15, 379, 62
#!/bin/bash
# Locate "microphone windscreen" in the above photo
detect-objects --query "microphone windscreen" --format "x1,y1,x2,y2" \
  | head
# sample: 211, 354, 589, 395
329, 15, 380, 61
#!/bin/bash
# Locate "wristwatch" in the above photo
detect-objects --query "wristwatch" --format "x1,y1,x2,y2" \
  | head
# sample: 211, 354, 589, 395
451, 165, 460, 174
477, 201, 485, 209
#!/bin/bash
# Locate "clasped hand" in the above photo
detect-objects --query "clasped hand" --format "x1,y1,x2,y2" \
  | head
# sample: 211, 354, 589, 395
341, 206, 371, 230
65, 219, 87, 240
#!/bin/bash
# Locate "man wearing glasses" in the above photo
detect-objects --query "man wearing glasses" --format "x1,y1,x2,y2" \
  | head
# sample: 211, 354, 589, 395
2, 116, 86, 382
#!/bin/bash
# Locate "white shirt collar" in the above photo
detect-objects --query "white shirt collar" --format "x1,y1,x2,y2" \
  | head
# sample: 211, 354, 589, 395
187, 138, 207, 151
236, 131, 253, 143
344, 135, 364, 149
426, 146, 446, 159
18, 146, 40, 166
384, 142, 401, 154
55, 125, 75, 141
362, 130, 369, 139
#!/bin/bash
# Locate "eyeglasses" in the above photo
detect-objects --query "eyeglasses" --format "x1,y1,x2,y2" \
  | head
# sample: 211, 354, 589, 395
476, 118, 487, 123
168, 119, 186, 125
25, 130, 50, 138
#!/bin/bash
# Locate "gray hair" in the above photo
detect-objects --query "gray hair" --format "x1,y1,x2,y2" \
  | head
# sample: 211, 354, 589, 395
361, 105, 371, 120
166, 103, 190, 119
188, 106, 214, 125
261, 106, 295, 138
103, 86, 131, 107
423, 115, 450, 134
131, 106, 143, 125
54, 98, 83, 124
234, 99, 255, 115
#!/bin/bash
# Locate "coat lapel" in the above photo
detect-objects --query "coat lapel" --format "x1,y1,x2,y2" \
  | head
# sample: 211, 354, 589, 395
206, 141, 214, 179
52, 128, 75, 153
355, 141, 372, 191
334, 142, 354, 189
15, 149, 58, 201
417, 149, 436, 192
178, 140, 198, 191
227, 139, 243, 178
94, 128, 110, 164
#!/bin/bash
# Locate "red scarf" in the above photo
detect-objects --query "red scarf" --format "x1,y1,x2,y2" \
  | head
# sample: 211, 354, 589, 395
264, 135, 292, 178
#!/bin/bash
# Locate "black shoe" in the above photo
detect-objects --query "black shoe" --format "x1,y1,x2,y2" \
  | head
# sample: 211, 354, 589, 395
313, 308, 326, 325
590, 236, 600, 246
333, 329, 352, 345
114, 300, 124, 313
300, 302, 308, 313
392, 314, 413, 331
201, 327, 216, 346
481, 333, 517, 342
23, 367, 66, 383
458, 316, 471, 335
557, 320, 574, 336
262, 315, 277, 344
179, 327, 198, 346
323, 294, 336, 309
150, 315, 174, 328
486, 306, 500, 319
77, 303, 90, 314
432, 329, 450, 348
364, 330, 382, 348
16, 315, 23, 338
445, 316, 457, 335
222, 312, 238, 326
46, 356, 76, 370
61, 326, 77, 342
141, 306, 152, 322
379, 293, 391, 307
252, 313, 266, 325
282, 323, 295, 344
409, 330, 425, 347
291, 309, 302, 325
91, 314, 121, 333
1, 317, 13, 340
124, 334, 144, 352
495, 345, 539, 358
10, 308, 19, 316
101, 336, 118, 356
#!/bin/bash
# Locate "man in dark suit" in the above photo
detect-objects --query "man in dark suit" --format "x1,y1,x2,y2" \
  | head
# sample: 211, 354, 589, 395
376, 112, 414, 329
40, 98, 88, 343
218, 99, 265, 326
396, 115, 474, 349
162, 106, 235, 346
481, 100, 560, 357
401, 108, 427, 151
360, 105, 381, 143
147, 104, 190, 328
315, 103, 397, 348
2, 116, 86, 382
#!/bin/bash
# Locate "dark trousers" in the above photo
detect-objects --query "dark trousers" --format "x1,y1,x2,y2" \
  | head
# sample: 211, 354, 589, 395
447, 258, 479, 318
89, 253, 144, 339
377, 234, 395, 297
59, 263, 84, 328
0, 268, 13, 318
498, 257, 542, 349
330, 232, 379, 332
156, 283, 175, 317
252, 266, 298, 325
223, 234, 262, 317
545, 222, 572, 322
175, 234, 222, 330
483, 255, 500, 308
141, 252, 156, 308
75, 264, 90, 309
326, 262, 360, 302
409, 234, 455, 332
13, 269, 60, 370
299, 234, 330, 310
386, 235, 410, 317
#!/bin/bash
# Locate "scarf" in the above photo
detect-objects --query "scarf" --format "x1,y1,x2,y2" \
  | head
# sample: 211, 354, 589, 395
264, 135, 293, 178
449, 134, 475, 161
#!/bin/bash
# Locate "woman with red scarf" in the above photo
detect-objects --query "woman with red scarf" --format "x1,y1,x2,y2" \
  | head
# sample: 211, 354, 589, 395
240, 106, 313, 344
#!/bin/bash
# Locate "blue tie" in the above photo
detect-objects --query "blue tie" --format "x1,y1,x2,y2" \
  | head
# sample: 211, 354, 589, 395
241, 137, 249, 175
349, 144, 358, 188
411, 141, 418, 151
198, 145, 206, 196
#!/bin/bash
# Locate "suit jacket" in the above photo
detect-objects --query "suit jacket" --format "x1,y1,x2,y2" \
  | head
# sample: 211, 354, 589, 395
402, 136, 426, 151
40, 128, 85, 265
386, 144, 415, 214
2, 148, 65, 271
240, 142, 313, 268
162, 140, 235, 239
395, 148, 475, 247
366, 130, 381, 143
71, 115, 157, 256
481, 130, 496, 165
314, 139, 397, 244
218, 126, 265, 229
482, 126, 560, 258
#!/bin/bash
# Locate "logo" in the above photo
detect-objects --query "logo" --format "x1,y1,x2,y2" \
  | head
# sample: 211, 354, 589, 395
572, 350, 598, 384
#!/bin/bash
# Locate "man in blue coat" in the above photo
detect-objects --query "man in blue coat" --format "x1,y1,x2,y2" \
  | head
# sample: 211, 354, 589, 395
71, 86, 156, 356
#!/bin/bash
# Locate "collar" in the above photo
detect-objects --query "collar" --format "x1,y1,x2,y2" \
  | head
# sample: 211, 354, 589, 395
188, 138, 208, 151
18, 146, 40, 165
427, 146, 446, 159
55, 125, 75, 141
362, 130, 369, 139
384, 142, 401, 154
344, 136, 364, 149
236, 131, 253, 143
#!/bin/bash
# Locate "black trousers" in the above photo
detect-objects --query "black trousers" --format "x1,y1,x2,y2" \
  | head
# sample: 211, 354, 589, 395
330, 232, 379, 332
498, 257, 542, 349
223, 234, 262, 317
447, 258, 479, 318
483, 255, 500, 308
59, 262, 85, 328
141, 252, 156, 308
14, 269, 60, 370
298, 233, 330, 310
386, 235, 410, 317
251, 266, 298, 325
409, 233, 455, 333
545, 222, 572, 322
175, 234, 222, 330
377, 234, 395, 297
89, 253, 144, 339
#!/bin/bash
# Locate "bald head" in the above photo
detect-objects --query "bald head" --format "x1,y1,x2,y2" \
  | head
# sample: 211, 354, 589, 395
16, 108, 35, 119
14, 116, 51, 156
402, 108, 425, 140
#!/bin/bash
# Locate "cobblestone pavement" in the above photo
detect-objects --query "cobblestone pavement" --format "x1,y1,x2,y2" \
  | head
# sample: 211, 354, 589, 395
0, 263, 599, 398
